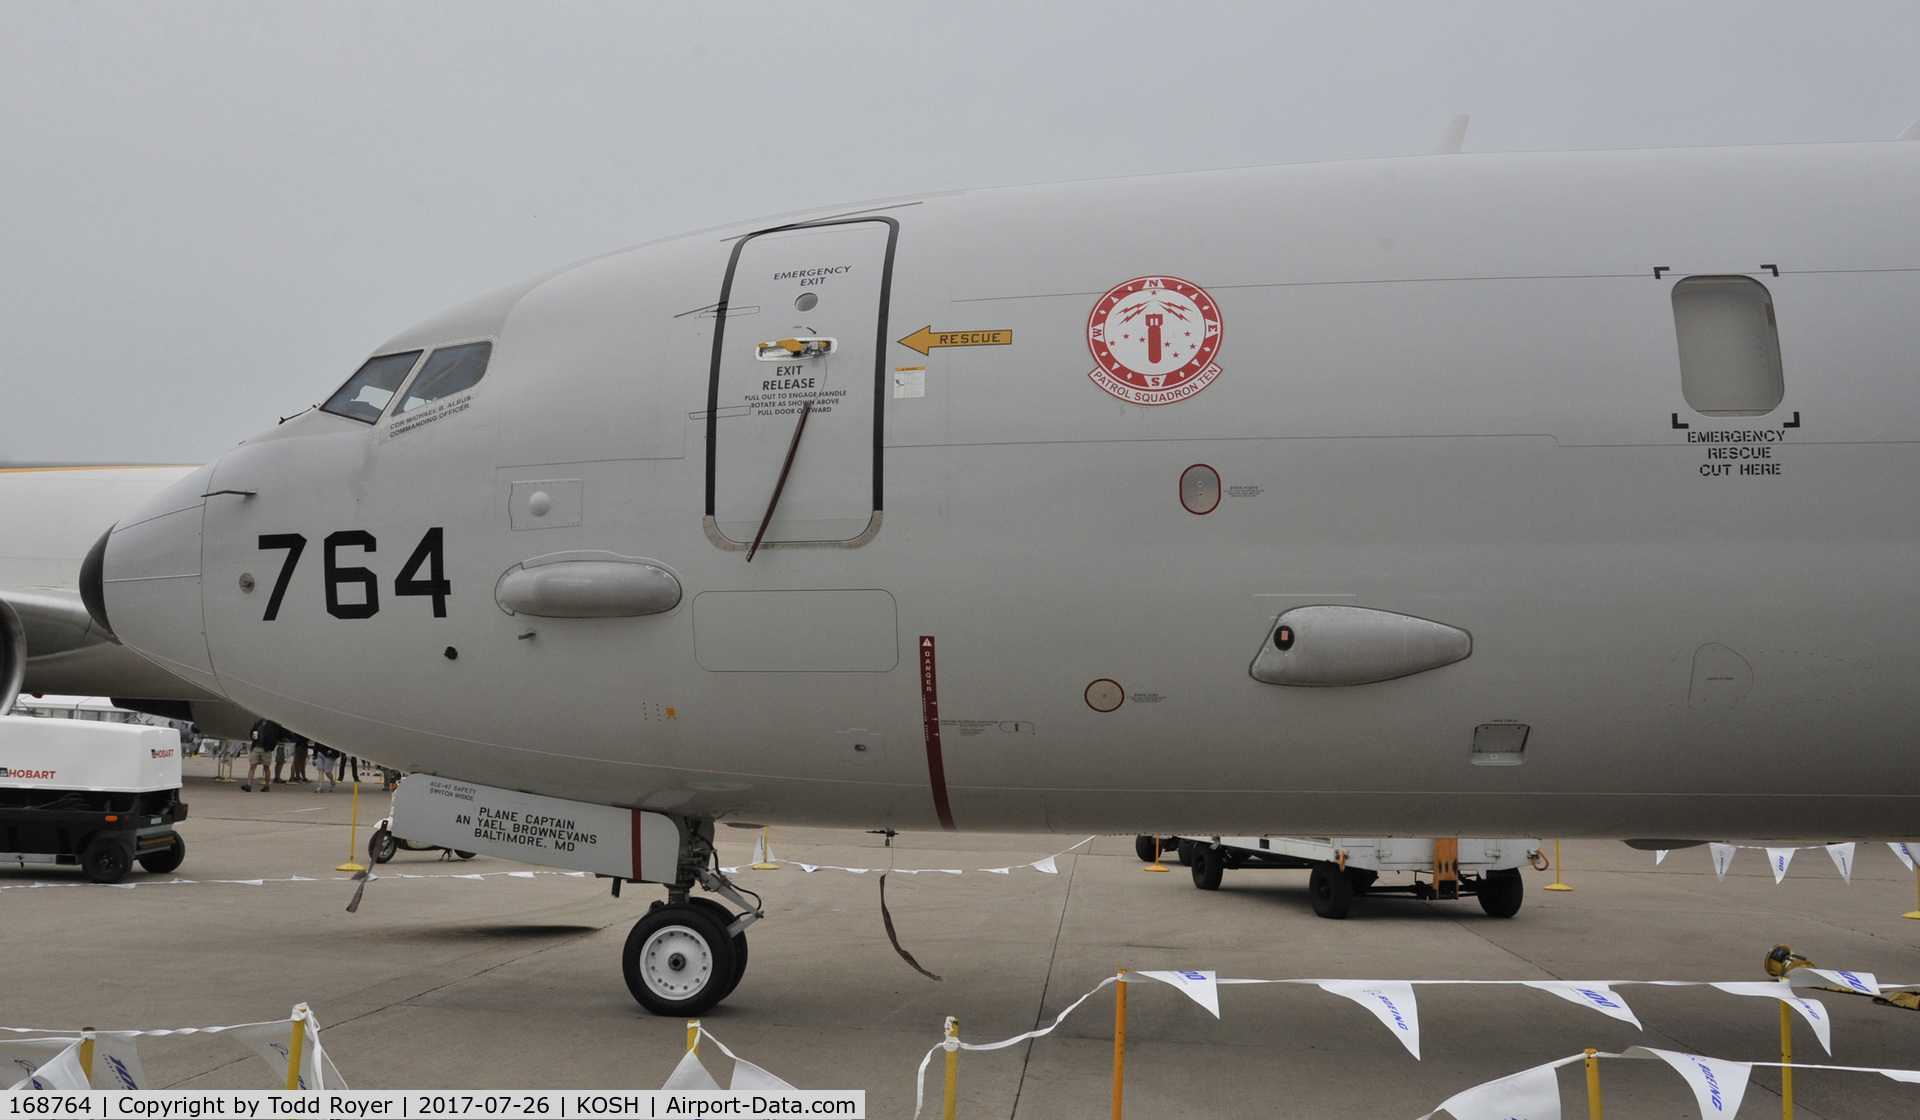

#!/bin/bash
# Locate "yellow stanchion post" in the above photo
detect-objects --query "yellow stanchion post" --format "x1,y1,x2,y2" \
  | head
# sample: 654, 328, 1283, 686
1546, 839, 1573, 891
687, 1020, 700, 1054
1780, 1000, 1793, 1120
753, 827, 779, 871
1584, 1048, 1602, 1119
1904, 865, 1920, 920
336, 778, 367, 873
1112, 970, 1128, 1120
1143, 838, 1169, 873
285, 1009, 306, 1091
78, 1029, 94, 1086
942, 1016, 959, 1120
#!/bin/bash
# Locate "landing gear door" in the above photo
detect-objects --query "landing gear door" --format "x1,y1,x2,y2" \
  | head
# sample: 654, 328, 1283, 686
705, 219, 895, 548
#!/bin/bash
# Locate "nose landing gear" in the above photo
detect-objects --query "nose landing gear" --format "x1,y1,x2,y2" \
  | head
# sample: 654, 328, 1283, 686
620, 828, 763, 1016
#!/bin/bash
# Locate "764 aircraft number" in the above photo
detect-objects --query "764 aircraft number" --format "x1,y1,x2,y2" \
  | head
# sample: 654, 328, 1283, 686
256, 528, 450, 621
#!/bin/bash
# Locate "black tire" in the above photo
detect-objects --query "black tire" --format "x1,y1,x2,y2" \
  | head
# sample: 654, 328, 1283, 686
1133, 834, 1158, 862
454, 850, 476, 860
622, 904, 738, 1016
81, 835, 132, 884
1308, 864, 1354, 919
1191, 844, 1224, 890
1175, 839, 1196, 866
138, 833, 186, 874
683, 897, 750, 1001
1477, 868, 1524, 918
373, 832, 398, 864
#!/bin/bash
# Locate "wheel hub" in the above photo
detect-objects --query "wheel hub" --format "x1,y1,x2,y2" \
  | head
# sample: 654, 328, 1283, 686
640, 925, 713, 998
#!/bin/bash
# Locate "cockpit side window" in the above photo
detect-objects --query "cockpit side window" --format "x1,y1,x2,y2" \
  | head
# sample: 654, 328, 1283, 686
320, 351, 423, 423
396, 341, 493, 414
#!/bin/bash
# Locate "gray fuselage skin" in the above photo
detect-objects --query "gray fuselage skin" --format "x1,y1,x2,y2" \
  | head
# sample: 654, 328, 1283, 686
98, 142, 1920, 841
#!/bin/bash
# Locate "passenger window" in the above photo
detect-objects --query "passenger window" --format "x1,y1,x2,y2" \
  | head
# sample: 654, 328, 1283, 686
1672, 276, 1784, 416
397, 341, 493, 414
320, 351, 423, 423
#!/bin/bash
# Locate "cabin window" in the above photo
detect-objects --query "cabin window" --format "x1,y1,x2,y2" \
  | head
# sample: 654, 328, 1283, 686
1672, 275, 1784, 416
320, 350, 423, 423
396, 341, 493, 414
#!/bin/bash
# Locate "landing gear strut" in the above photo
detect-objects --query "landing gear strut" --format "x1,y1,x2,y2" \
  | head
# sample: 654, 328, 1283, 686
619, 821, 764, 1016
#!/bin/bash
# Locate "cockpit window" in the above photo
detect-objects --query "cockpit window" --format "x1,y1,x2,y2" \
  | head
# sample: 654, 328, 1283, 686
320, 351, 423, 423
397, 341, 492, 414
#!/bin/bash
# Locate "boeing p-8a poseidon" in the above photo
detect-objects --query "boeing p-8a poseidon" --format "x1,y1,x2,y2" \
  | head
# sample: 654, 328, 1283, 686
78, 138, 1920, 1014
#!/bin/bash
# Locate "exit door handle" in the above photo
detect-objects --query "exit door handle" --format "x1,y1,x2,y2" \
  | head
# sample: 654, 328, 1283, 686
755, 337, 838, 361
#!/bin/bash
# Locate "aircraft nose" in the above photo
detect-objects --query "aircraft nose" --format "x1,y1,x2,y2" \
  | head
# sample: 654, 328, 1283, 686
93, 462, 225, 695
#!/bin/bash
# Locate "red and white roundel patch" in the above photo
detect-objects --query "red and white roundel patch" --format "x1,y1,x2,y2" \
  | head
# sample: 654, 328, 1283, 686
1086, 275, 1223, 405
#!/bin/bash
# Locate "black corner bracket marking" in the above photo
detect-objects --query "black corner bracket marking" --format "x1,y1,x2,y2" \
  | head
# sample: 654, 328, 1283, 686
1762, 264, 1780, 277
1783, 412, 1801, 428
1653, 266, 1670, 279
1671, 413, 1691, 430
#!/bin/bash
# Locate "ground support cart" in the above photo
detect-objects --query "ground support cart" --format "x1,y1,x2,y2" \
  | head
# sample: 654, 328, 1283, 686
0, 715, 188, 883
1148, 834, 1542, 919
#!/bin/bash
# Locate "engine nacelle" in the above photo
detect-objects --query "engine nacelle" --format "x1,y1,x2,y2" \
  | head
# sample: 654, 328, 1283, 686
0, 598, 24, 717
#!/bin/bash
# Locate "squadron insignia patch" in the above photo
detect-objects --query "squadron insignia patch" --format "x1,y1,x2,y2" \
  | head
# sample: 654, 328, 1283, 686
1086, 275, 1223, 405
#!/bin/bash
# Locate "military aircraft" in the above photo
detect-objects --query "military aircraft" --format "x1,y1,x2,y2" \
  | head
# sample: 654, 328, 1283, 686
0, 464, 256, 736
80, 135, 1920, 1014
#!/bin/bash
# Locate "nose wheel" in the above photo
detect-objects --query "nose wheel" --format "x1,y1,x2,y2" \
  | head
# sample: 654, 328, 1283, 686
619, 839, 763, 1016
623, 904, 740, 1016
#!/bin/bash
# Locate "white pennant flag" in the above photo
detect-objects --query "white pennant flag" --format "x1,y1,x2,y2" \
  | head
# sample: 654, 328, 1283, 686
1522, 981, 1643, 1029
9, 1041, 88, 1090
728, 1059, 795, 1092
1888, 842, 1916, 872
1635, 1048, 1751, 1118
1138, 970, 1221, 1018
1031, 856, 1059, 874
749, 834, 767, 865
87, 1033, 147, 1090
228, 1005, 346, 1090
1421, 1060, 1563, 1120
1765, 847, 1796, 883
1710, 983, 1832, 1054
1709, 843, 1737, 880
1789, 968, 1878, 997
1318, 980, 1420, 1058
1654, 849, 1668, 865
1825, 843, 1855, 883
0, 1040, 82, 1088
661, 1049, 720, 1091
0, 1037, 84, 1091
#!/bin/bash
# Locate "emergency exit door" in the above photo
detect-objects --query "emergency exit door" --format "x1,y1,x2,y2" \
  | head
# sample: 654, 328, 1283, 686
704, 218, 896, 547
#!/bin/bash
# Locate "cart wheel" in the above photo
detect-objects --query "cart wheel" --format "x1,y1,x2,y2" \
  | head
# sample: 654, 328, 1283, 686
1308, 864, 1354, 919
1175, 839, 1196, 866
454, 850, 476, 860
81, 835, 133, 884
1133, 835, 1158, 862
622, 903, 738, 1016
684, 896, 751, 1000
373, 832, 398, 864
1477, 868, 1524, 918
1191, 844, 1224, 890
138, 833, 186, 875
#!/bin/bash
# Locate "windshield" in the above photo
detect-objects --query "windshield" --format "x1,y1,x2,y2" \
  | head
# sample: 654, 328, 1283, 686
320, 351, 423, 423
397, 341, 492, 413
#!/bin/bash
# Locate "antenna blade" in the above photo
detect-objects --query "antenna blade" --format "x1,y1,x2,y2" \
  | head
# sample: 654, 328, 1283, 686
1428, 114, 1469, 155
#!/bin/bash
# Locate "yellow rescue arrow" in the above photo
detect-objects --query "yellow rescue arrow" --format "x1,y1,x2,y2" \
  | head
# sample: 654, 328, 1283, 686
896, 325, 1013, 356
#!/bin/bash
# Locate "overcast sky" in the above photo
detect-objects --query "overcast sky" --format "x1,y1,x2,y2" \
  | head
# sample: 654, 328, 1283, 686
4, 1, 1916, 463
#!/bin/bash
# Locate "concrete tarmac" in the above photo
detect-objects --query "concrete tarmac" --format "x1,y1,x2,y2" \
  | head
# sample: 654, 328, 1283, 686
7, 759, 1920, 1118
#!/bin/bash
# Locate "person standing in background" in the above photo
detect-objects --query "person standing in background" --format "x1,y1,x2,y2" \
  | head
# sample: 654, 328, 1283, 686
290, 735, 311, 784
245, 718, 282, 792
312, 744, 338, 792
